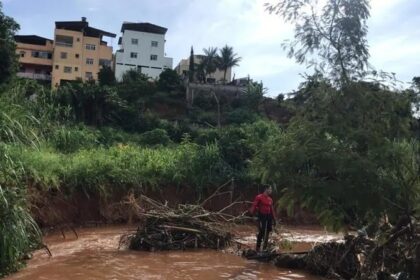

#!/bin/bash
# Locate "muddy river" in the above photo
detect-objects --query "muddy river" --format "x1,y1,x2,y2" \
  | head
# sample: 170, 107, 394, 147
7, 226, 336, 280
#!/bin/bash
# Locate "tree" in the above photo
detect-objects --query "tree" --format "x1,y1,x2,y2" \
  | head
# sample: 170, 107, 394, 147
98, 66, 116, 86
158, 68, 181, 91
252, 80, 416, 230
0, 3, 20, 84
188, 46, 195, 82
195, 62, 206, 83
217, 45, 241, 84
266, 0, 370, 86
202, 47, 218, 82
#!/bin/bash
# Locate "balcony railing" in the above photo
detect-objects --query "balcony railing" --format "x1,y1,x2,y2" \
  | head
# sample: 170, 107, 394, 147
17, 72, 52, 81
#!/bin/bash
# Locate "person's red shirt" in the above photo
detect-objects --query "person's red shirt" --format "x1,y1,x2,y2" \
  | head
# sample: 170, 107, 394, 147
250, 193, 276, 219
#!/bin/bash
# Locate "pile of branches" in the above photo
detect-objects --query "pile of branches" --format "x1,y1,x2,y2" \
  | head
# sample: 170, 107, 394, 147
119, 184, 250, 251
270, 217, 420, 280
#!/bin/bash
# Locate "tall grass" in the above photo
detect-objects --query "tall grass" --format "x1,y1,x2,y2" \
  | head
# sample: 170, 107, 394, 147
0, 145, 41, 277
10, 142, 230, 195
0, 82, 44, 276
0, 186, 41, 276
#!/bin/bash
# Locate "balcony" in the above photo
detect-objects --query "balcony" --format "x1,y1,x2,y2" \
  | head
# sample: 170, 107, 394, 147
55, 35, 74, 48
17, 72, 52, 81
55, 42, 73, 47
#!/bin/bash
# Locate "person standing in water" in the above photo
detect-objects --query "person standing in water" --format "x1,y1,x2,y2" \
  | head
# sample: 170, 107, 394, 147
249, 185, 277, 252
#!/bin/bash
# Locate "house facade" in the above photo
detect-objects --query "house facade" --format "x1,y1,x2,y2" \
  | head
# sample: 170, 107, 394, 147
175, 55, 232, 83
115, 22, 173, 81
51, 17, 116, 87
14, 35, 54, 82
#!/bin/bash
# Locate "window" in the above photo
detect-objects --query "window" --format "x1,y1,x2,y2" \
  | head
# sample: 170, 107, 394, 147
32, 51, 52, 59
55, 65, 59, 70
20, 51, 25, 57
77, 38, 80, 42
86, 58, 94, 65
130, 52, 138, 58
99, 59, 111, 67
151, 41, 158, 47
60, 52, 67, 59
74, 67, 78, 72
75, 54, 80, 59
131, 38, 138, 45
85, 72, 93, 80
86, 44, 96, 50
64, 66, 72, 73
55, 35, 73, 47
150, 54, 158, 61
35, 69, 41, 74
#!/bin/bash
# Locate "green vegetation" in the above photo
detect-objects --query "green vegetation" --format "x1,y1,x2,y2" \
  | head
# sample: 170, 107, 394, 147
0, 2, 19, 84
1, 1, 419, 277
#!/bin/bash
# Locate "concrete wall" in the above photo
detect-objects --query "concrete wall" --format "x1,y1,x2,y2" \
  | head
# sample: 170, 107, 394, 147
115, 29, 173, 81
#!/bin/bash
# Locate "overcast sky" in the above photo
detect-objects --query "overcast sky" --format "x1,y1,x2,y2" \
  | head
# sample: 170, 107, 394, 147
3, 0, 420, 96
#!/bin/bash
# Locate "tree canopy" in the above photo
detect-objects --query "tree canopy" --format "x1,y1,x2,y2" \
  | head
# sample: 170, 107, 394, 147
0, 2, 19, 84
266, 0, 371, 86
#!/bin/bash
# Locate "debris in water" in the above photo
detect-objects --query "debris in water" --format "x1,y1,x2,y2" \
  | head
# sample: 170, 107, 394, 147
119, 183, 251, 251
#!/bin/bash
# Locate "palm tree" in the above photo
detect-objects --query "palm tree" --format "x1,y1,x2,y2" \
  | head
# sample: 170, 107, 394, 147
202, 47, 218, 82
217, 45, 241, 84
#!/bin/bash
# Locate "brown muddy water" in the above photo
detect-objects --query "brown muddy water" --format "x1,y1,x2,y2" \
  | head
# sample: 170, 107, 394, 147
6, 226, 337, 280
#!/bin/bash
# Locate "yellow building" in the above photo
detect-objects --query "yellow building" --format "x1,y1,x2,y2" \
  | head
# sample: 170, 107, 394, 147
52, 17, 116, 87
14, 35, 54, 82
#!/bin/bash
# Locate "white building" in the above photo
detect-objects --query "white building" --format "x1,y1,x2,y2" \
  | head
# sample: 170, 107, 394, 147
115, 22, 173, 81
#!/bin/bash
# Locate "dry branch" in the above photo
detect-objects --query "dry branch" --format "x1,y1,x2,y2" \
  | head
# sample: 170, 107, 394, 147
119, 183, 248, 251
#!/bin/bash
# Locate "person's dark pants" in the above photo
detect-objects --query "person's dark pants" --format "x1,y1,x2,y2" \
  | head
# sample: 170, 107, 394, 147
256, 213, 273, 251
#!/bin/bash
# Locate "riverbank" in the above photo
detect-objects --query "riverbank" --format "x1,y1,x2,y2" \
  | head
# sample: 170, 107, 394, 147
6, 225, 335, 280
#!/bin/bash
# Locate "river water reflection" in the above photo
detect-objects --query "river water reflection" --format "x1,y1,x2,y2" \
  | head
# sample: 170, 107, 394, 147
7, 226, 325, 280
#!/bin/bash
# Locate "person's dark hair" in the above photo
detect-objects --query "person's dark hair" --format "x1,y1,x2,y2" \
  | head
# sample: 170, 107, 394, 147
263, 185, 271, 191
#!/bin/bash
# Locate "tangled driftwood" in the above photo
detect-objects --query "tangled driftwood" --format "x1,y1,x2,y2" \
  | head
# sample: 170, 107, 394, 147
243, 219, 420, 280
119, 183, 251, 251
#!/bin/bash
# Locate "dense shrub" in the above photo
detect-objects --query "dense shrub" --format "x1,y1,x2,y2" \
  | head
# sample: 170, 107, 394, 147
49, 125, 99, 153
138, 128, 171, 146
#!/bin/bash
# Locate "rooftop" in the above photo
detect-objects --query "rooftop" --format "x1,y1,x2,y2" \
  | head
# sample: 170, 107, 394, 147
121, 22, 167, 35
55, 17, 116, 38
14, 35, 53, 46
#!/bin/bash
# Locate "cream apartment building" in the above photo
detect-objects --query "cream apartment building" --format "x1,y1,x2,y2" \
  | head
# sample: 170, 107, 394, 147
175, 55, 232, 83
52, 17, 116, 87
14, 35, 54, 82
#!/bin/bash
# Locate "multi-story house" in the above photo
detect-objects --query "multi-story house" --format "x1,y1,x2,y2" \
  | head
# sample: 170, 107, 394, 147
175, 55, 232, 83
115, 22, 173, 81
52, 17, 116, 87
14, 35, 54, 82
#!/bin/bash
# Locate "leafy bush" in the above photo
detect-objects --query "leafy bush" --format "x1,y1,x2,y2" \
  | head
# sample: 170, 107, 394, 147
139, 128, 171, 146
158, 68, 181, 91
49, 125, 99, 153
227, 108, 258, 124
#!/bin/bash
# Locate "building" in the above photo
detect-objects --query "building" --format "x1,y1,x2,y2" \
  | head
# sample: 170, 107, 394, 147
14, 35, 54, 82
115, 22, 173, 81
52, 17, 116, 87
175, 55, 232, 83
